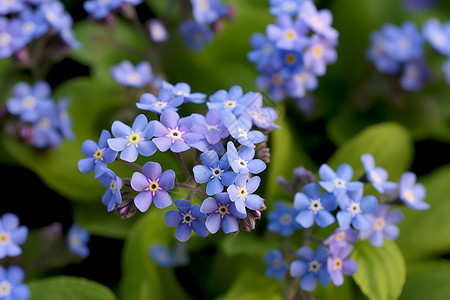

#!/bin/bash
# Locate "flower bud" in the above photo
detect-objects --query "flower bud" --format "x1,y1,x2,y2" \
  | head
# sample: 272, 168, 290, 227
114, 199, 136, 219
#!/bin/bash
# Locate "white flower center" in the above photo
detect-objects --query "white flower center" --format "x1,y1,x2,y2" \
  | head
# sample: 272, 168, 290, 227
348, 202, 361, 216
369, 170, 381, 183
282, 1, 296, 12
237, 187, 248, 198
403, 189, 415, 202
334, 178, 346, 188
224, 100, 236, 108
235, 158, 248, 169
309, 199, 323, 214
238, 128, 248, 138
22, 21, 36, 34
252, 112, 265, 123
280, 213, 292, 225
128, 132, 141, 145
167, 127, 184, 142
211, 167, 222, 178
182, 212, 196, 225
127, 72, 141, 84
197, 0, 209, 10
155, 101, 167, 108
23, 96, 36, 109
332, 258, 343, 270
294, 71, 307, 84
0, 32, 11, 46
335, 231, 346, 241
176, 90, 190, 97
110, 179, 118, 191
311, 15, 324, 29
308, 260, 321, 274
94, 148, 104, 160
39, 117, 51, 130
70, 234, 80, 246
398, 38, 410, 49
0, 281, 12, 297
373, 217, 386, 230
206, 124, 218, 131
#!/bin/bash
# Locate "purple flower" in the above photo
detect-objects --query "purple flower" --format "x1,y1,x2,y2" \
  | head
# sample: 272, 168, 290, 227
256, 69, 289, 101
207, 85, 255, 116
193, 150, 237, 195
107, 114, 157, 162
290, 246, 330, 291
303, 34, 337, 76
136, 89, 183, 114
327, 245, 357, 286
294, 183, 337, 228
398, 172, 429, 210
67, 223, 90, 258
299, 1, 338, 40
110, 60, 153, 88
0, 213, 28, 259
0, 17, 27, 59
223, 113, 265, 148
148, 19, 169, 43
267, 201, 301, 237
226, 141, 266, 174
180, 20, 213, 52
200, 193, 247, 234
78, 130, 118, 178
359, 205, 403, 247
84, 0, 122, 20
243, 93, 281, 130
400, 59, 430, 91
188, 109, 229, 152
324, 228, 358, 248
227, 173, 263, 214
360, 153, 397, 193
131, 162, 175, 212
152, 110, 203, 153
0, 265, 30, 300
336, 188, 378, 230
98, 169, 123, 212
269, 0, 305, 17
6, 81, 53, 123
190, 0, 228, 25
318, 163, 363, 196
383, 22, 424, 62
162, 81, 207, 104
267, 14, 309, 51
265, 250, 288, 281
422, 18, 450, 56
165, 199, 208, 242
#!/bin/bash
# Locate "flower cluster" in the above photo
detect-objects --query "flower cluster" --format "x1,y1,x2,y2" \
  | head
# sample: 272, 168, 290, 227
247, 0, 338, 104
0, 213, 30, 300
78, 77, 280, 242
264, 153, 428, 291
0, 0, 80, 60
4, 81, 73, 149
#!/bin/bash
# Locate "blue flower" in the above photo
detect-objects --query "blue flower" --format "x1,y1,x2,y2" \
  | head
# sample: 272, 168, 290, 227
269, 0, 305, 16
190, 0, 228, 25
226, 141, 266, 174
443, 59, 450, 84
99, 169, 123, 212
276, 49, 304, 74
256, 69, 289, 101
294, 183, 337, 228
6, 81, 53, 122
0, 17, 27, 59
403, 0, 437, 10
131, 161, 175, 212
0, 213, 28, 259
247, 33, 279, 72
267, 201, 301, 237
422, 18, 450, 56
318, 163, 363, 196
149, 245, 174, 268
227, 173, 263, 214
207, 85, 255, 116
180, 20, 213, 52
327, 245, 357, 286
67, 223, 90, 258
55, 98, 74, 140
31, 104, 63, 148
193, 150, 237, 195
187, 109, 229, 153
162, 81, 207, 104
359, 204, 404, 247
83, 0, 122, 20
267, 14, 309, 51
223, 114, 265, 148
324, 228, 358, 248
165, 199, 209, 242
148, 19, 169, 43
110, 60, 153, 88
200, 193, 247, 234
243, 93, 281, 130
398, 172, 429, 210
78, 130, 118, 178
107, 114, 157, 162
383, 22, 424, 62
19, 9, 49, 43
336, 188, 378, 230
0, 0, 26, 15
399, 59, 429, 91
0, 265, 30, 300
290, 246, 330, 291
298, 1, 338, 40
285, 68, 318, 98
366, 27, 401, 74
136, 89, 183, 114
303, 34, 337, 76
360, 153, 397, 193
264, 250, 288, 281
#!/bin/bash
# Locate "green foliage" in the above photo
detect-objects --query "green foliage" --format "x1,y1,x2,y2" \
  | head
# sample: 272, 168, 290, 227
351, 240, 406, 300
28, 276, 116, 300
221, 233, 278, 257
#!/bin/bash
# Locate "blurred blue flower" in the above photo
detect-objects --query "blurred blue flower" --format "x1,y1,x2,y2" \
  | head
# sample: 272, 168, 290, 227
148, 19, 169, 43
162, 81, 206, 104
19, 9, 49, 43
366, 27, 401, 74
422, 18, 450, 57
264, 250, 288, 282
256, 69, 289, 101
83, 0, 122, 20
0, 213, 28, 259
227, 173, 263, 214
78, 130, 117, 178
67, 223, 90, 258
0, 265, 30, 300
165, 199, 208, 242
200, 193, 247, 234
110, 60, 153, 88
294, 183, 337, 228
107, 114, 157, 162
267, 14, 309, 51
226, 141, 266, 174
276, 49, 304, 75
99, 169, 123, 212
360, 153, 397, 193
193, 150, 237, 195
290, 246, 330, 291
400, 59, 430, 91
303, 34, 337, 76
398, 172, 429, 210
136, 89, 183, 114
267, 201, 301, 236
327, 245, 357, 286
299, 1, 338, 40
336, 188, 378, 230
131, 161, 175, 212
31, 104, 63, 148
223, 114, 265, 148
285, 68, 318, 98
0, 0, 26, 15
269, 0, 305, 16
55, 97, 74, 140
403, 0, 437, 11
383, 22, 424, 62
359, 204, 403, 247
149, 245, 174, 268
0, 17, 26, 59
324, 228, 358, 248
207, 85, 254, 116
247, 33, 278, 72
318, 163, 363, 196
180, 20, 213, 52
190, 0, 228, 25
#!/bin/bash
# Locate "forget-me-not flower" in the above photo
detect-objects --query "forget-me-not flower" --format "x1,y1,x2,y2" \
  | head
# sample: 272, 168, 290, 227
265, 250, 288, 282
110, 60, 153, 88
162, 81, 207, 104
0, 265, 30, 300
398, 172, 429, 210
165, 199, 208, 242
0, 213, 28, 259
360, 153, 397, 193
327, 245, 357, 286
318, 163, 363, 196
180, 21, 213, 52
226, 141, 266, 174
290, 246, 331, 291
267, 201, 301, 237
299, 1, 338, 40
67, 223, 90, 258
99, 169, 123, 212
136, 89, 183, 114
190, 0, 228, 25
223, 114, 265, 148
336, 187, 378, 230
227, 173, 263, 214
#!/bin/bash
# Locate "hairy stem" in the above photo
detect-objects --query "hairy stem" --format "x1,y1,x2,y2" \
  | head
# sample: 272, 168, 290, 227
116, 156, 143, 172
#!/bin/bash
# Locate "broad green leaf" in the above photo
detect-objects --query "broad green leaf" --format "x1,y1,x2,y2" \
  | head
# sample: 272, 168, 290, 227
221, 233, 278, 257
397, 165, 450, 261
216, 268, 283, 300
328, 122, 413, 181
351, 240, 406, 300
119, 209, 190, 300
28, 276, 116, 300
399, 261, 450, 300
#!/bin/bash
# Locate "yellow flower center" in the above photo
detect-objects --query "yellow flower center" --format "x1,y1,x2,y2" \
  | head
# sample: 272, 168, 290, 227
272, 74, 284, 85
94, 149, 103, 160
404, 189, 415, 202
285, 30, 296, 40
224, 100, 236, 108
313, 45, 323, 58
238, 187, 247, 198
285, 53, 297, 64
333, 258, 343, 270
23, 96, 36, 109
335, 231, 346, 241
218, 205, 229, 215
128, 133, 140, 145
148, 181, 159, 192
39, 117, 51, 130
0, 281, 12, 297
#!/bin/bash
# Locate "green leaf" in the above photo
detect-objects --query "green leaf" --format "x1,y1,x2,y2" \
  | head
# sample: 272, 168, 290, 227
119, 209, 190, 300
397, 165, 450, 261
399, 261, 450, 300
28, 276, 116, 300
328, 122, 413, 181
351, 240, 406, 300
221, 233, 278, 257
